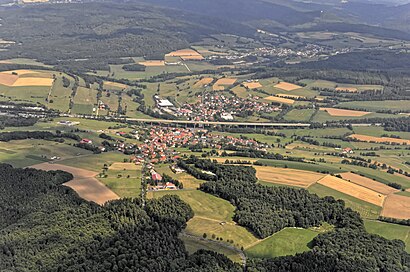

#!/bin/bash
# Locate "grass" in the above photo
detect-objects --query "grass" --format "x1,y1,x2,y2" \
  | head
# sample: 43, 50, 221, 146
308, 183, 382, 219
338, 100, 410, 112
245, 228, 318, 258
284, 109, 315, 122
60, 152, 129, 172
98, 176, 141, 198
364, 219, 410, 253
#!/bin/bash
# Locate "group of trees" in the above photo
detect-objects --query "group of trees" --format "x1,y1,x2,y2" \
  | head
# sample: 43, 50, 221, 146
0, 130, 80, 142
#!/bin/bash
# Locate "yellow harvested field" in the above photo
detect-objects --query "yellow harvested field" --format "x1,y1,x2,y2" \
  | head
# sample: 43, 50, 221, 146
1, 69, 40, 76
31, 163, 120, 205
109, 162, 141, 171
166, 49, 203, 58
277, 94, 304, 99
349, 134, 410, 145
336, 87, 358, 92
340, 172, 398, 195
264, 96, 295, 104
104, 81, 128, 89
317, 175, 385, 206
254, 166, 325, 188
181, 55, 205, 61
381, 195, 410, 219
274, 82, 302, 91
213, 78, 237, 91
243, 82, 262, 89
12, 77, 54, 87
0, 73, 18, 86
139, 60, 165, 66
194, 77, 214, 88
320, 107, 371, 117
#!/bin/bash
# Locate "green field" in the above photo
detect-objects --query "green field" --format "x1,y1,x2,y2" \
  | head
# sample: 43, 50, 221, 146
245, 228, 318, 258
337, 100, 410, 112
364, 220, 410, 253
284, 109, 315, 122
60, 152, 129, 172
258, 159, 343, 173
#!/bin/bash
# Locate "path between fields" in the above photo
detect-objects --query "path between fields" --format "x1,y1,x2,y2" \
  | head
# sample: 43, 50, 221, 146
30, 162, 120, 205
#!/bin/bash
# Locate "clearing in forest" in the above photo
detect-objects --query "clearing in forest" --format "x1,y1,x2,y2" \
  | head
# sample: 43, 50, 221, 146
274, 82, 302, 91
340, 172, 399, 195
317, 175, 385, 206
31, 163, 120, 205
254, 166, 325, 188
320, 107, 371, 117
381, 194, 410, 220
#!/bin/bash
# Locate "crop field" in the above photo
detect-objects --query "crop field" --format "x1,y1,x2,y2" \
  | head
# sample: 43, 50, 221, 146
31, 163, 119, 205
245, 228, 318, 258
213, 78, 237, 91
381, 195, 410, 220
308, 183, 382, 219
138, 60, 165, 66
349, 134, 410, 145
166, 49, 203, 58
274, 82, 302, 91
317, 175, 385, 206
193, 77, 214, 88
264, 95, 295, 104
320, 107, 371, 117
104, 81, 128, 90
243, 82, 262, 89
340, 172, 399, 195
364, 220, 410, 253
254, 166, 325, 188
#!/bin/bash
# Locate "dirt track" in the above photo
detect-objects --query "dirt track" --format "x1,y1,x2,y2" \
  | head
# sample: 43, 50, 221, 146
31, 163, 119, 205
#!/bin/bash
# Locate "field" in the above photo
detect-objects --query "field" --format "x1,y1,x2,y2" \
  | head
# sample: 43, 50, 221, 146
243, 82, 262, 89
31, 163, 119, 205
340, 172, 398, 195
349, 134, 410, 145
320, 107, 371, 117
381, 195, 410, 220
264, 95, 295, 104
104, 81, 128, 90
274, 82, 302, 91
149, 190, 259, 250
254, 166, 325, 188
0, 70, 54, 87
337, 100, 410, 112
309, 183, 382, 219
245, 228, 318, 258
139, 60, 165, 66
284, 109, 315, 121
364, 220, 410, 253
317, 175, 385, 206
193, 77, 213, 88
166, 49, 203, 58
213, 78, 237, 91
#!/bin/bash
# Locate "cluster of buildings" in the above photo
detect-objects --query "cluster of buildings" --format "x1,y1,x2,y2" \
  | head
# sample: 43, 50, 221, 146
178, 93, 279, 121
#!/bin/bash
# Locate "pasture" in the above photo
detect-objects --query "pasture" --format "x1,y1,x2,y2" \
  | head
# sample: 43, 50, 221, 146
364, 220, 410, 253
337, 100, 410, 112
